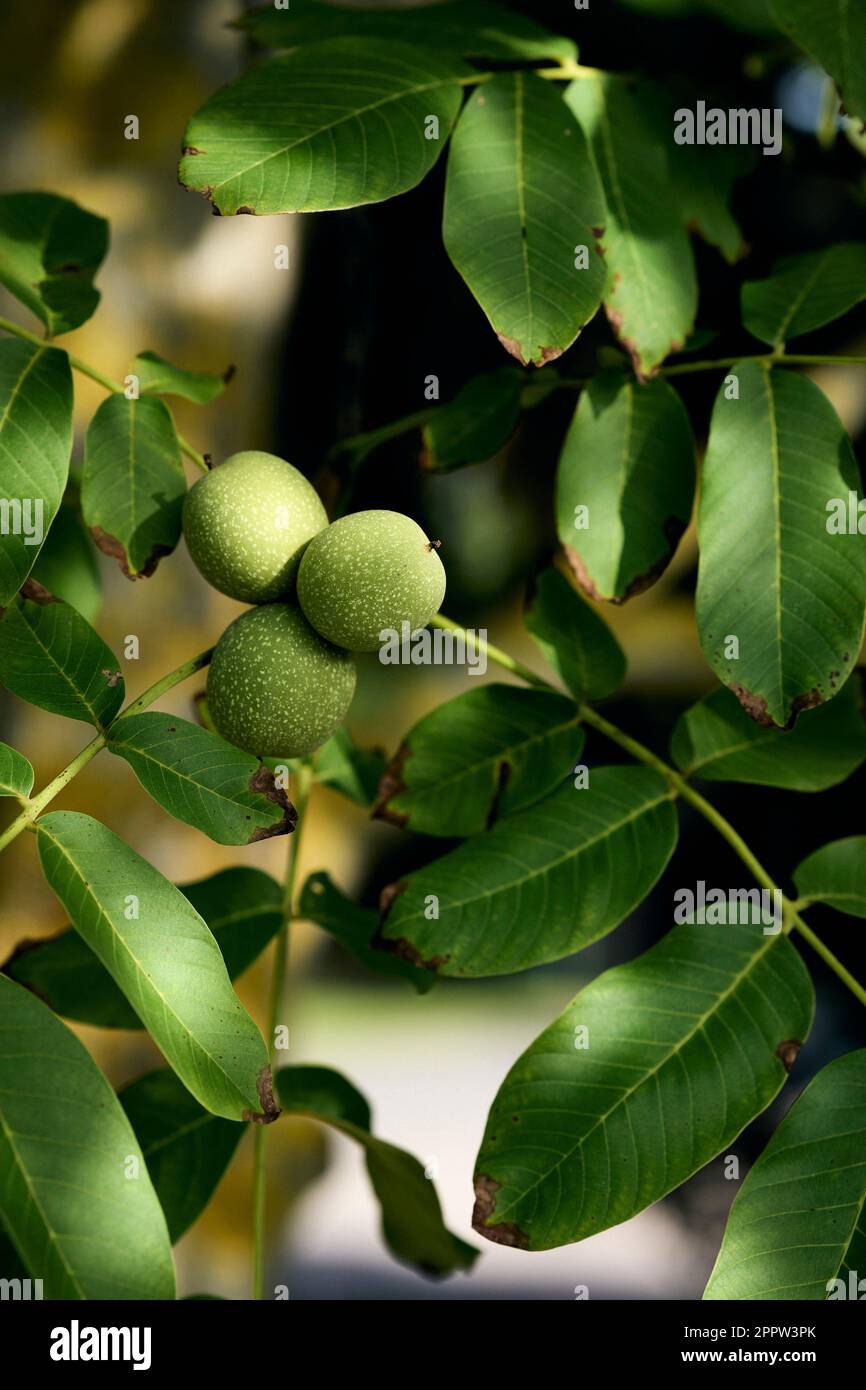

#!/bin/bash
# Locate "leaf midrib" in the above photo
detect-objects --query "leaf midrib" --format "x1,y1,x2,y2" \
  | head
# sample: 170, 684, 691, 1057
491, 929, 788, 1228
38, 824, 258, 1115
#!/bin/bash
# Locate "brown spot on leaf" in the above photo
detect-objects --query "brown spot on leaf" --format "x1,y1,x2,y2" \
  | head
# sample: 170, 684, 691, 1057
472, 1175, 530, 1249
564, 517, 686, 604
244, 1065, 281, 1124
247, 764, 297, 842
183, 146, 204, 156
605, 304, 659, 383
731, 684, 824, 731
19, 577, 59, 605
89, 527, 169, 580
535, 346, 563, 368
379, 879, 409, 920
223, 364, 237, 385
372, 745, 410, 827
374, 881, 449, 972
101, 669, 122, 688
236, 205, 255, 216
775, 1039, 802, 1072
497, 333, 530, 366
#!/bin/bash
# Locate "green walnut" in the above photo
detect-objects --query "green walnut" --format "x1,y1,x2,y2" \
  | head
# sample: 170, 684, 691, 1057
297, 510, 446, 651
182, 451, 327, 603
207, 604, 356, 757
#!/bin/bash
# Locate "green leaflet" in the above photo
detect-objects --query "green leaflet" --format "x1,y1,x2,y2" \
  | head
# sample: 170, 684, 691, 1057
0, 743, 33, 800
36, 814, 274, 1121
696, 363, 866, 728
237, 0, 577, 62
5, 866, 284, 1030
179, 38, 470, 216
704, 1049, 866, 1299
0, 977, 175, 1299
565, 75, 697, 377
0, 192, 108, 336
107, 712, 297, 844
379, 767, 678, 977
443, 72, 606, 367
421, 367, 523, 471
314, 726, 386, 806
742, 243, 866, 346
276, 1065, 477, 1276
524, 566, 626, 702
0, 597, 124, 728
374, 683, 582, 836
555, 371, 695, 601
299, 872, 434, 993
131, 351, 229, 404
29, 503, 101, 621
671, 676, 866, 791
793, 837, 866, 918
82, 392, 185, 578
0, 339, 73, 605
771, 0, 866, 122
474, 922, 814, 1250
120, 1069, 243, 1244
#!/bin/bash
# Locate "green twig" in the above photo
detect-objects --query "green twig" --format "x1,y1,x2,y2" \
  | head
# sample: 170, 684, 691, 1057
0, 313, 209, 472
251, 759, 314, 1301
432, 615, 866, 1010
0, 646, 215, 854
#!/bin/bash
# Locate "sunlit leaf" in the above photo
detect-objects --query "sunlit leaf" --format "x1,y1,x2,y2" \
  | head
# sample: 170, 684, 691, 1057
299, 872, 434, 992
0, 192, 108, 336
0, 976, 175, 1298
474, 922, 813, 1249
793, 836, 866, 918
379, 767, 678, 976
0, 597, 124, 728
742, 243, 866, 346
131, 350, 230, 404
36, 813, 273, 1121
179, 39, 470, 215
524, 566, 626, 702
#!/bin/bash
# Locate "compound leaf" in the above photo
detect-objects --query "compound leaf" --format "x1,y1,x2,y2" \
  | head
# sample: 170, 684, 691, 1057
696, 362, 866, 728
379, 767, 677, 977
473, 922, 814, 1250
0, 976, 175, 1299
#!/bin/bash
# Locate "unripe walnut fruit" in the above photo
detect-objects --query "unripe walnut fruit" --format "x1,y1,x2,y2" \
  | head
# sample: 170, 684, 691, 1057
207, 604, 356, 758
297, 510, 446, 651
182, 451, 327, 603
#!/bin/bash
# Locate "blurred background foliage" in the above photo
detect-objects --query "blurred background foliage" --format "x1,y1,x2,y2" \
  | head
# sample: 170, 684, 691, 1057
0, 0, 865, 1298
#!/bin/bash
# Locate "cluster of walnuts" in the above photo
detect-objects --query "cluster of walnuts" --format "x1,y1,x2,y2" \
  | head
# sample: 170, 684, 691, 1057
182, 452, 446, 757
